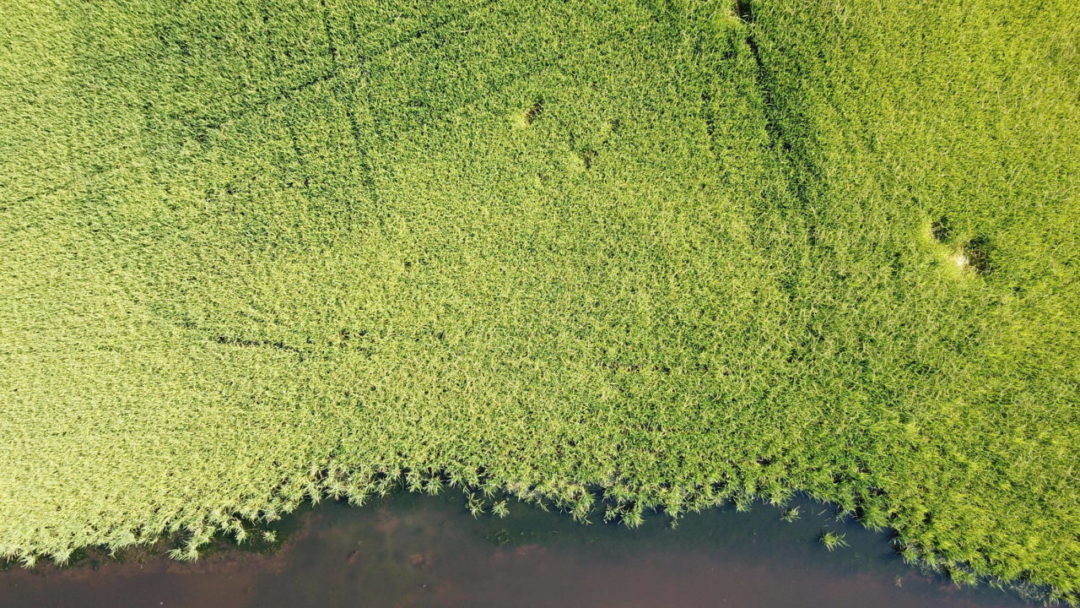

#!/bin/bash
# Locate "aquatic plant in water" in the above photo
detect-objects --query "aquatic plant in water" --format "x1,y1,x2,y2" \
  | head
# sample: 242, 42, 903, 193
1, 0, 1077, 603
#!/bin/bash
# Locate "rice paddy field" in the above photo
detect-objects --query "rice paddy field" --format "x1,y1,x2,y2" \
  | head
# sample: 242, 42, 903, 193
1, 0, 1077, 603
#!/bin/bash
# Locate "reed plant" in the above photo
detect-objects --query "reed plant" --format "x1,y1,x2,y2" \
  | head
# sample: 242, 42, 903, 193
1, 0, 1076, 601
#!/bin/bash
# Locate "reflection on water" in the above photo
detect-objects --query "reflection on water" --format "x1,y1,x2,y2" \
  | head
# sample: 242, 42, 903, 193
0, 492, 1032, 607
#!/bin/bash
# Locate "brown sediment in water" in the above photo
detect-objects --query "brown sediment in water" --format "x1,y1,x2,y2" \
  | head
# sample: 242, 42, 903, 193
0, 493, 1034, 608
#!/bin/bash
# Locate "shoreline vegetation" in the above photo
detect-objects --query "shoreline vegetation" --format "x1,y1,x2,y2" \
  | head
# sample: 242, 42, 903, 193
0, 489, 1051, 606
2, 0, 1077, 604
1, 490, 1046, 608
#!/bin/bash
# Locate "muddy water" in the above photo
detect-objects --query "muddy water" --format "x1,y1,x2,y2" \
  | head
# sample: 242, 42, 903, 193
0, 493, 1031, 608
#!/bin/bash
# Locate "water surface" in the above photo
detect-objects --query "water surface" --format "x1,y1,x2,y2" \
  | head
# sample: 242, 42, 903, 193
0, 493, 1032, 607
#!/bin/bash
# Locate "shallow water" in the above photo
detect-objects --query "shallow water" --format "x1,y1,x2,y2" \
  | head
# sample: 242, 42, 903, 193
0, 493, 1032, 607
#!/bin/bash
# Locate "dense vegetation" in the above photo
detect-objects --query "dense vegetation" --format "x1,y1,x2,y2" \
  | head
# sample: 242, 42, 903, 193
2, 0, 1077, 602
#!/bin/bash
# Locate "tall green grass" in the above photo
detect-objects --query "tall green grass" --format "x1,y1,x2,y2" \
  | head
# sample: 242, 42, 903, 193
1, 0, 1076, 601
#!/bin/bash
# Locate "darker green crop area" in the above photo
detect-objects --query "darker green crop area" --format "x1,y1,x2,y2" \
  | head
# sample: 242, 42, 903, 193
1, 0, 1077, 601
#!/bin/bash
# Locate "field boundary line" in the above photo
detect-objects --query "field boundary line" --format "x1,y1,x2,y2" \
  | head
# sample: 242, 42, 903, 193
175, 0, 501, 141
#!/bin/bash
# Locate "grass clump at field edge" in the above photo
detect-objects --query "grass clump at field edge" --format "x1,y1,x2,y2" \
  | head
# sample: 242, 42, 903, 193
1, 0, 1077, 602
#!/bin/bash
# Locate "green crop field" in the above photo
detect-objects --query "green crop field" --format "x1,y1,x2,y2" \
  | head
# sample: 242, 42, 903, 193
2, 0, 1077, 602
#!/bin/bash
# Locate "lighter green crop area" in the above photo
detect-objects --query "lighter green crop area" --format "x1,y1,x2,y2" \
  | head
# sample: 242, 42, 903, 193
1, 0, 1077, 602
